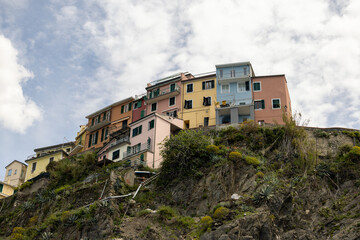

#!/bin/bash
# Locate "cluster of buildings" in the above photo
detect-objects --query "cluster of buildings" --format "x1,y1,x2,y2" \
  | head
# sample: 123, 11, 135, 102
1, 61, 291, 198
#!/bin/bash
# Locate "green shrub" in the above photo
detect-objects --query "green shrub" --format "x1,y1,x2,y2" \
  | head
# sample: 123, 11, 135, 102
228, 152, 242, 162
137, 209, 152, 217
157, 205, 177, 221
245, 156, 260, 166
206, 145, 220, 154
157, 130, 211, 187
10, 227, 26, 240
54, 184, 72, 194
213, 206, 229, 219
256, 171, 265, 178
200, 216, 213, 229
18, 181, 33, 191
347, 146, 360, 163
314, 129, 330, 138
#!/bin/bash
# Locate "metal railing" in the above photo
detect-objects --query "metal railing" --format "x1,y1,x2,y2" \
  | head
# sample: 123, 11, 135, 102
146, 85, 180, 100
217, 70, 249, 80
123, 142, 152, 158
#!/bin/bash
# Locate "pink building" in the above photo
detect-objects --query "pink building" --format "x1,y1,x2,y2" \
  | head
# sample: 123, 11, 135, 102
132, 94, 147, 123
145, 72, 193, 118
123, 113, 183, 169
252, 75, 292, 125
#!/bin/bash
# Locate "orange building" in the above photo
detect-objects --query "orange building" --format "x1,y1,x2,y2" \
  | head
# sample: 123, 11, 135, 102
252, 75, 291, 125
84, 97, 134, 151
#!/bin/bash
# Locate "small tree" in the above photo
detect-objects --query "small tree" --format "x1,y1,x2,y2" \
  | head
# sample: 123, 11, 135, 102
157, 130, 211, 187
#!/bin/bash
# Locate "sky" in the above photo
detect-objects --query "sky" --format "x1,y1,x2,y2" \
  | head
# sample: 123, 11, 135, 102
1, 0, 360, 179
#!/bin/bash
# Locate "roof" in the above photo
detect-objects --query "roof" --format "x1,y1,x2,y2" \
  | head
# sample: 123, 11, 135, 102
129, 112, 183, 128
182, 72, 216, 82
0, 181, 16, 188
34, 141, 74, 152
252, 74, 287, 83
86, 97, 135, 118
25, 149, 68, 163
146, 72, 193, 90
5, 160, 27, 169
215, 61, 251, 68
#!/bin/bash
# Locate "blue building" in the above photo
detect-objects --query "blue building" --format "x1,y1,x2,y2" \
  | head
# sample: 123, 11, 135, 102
215, 62, 255, 124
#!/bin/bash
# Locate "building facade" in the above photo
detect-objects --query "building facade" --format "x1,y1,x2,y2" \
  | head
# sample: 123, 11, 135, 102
145, 73, 193, 118
25, 142, 74, 181
215, 62, 255, 125
84, 97, 134, 151
4, 160, 27, 187
252, 75, 292, 125
123, 113, 183, 169
181, 73, 217, 128
0, 181, 15, 199
97, 127, 130, 163
132, 94, 147, 123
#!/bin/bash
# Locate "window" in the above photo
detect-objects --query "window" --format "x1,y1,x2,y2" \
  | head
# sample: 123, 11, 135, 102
254, 100, 265, 110
132, 143, 141, 153
203, 97, 211, 106
88, 134, 92, 147
243, 67, 247, 76
151, 102, 157, 112
186, 83, 193, 93
134, 100, 142, 109
166, 111, 177, 117
103, 112, 106, 121
14, 169, 17, 175
238, 82, 246, 92
253, 82, 261, 91
92, 131, 98, 145
230, 69, 235, 78
91, 118, 94, 126
147, 137, 151, 148
140, 110, 145, 118
184, 100, 193, 109
122, 120, 128, 129
112, 150, 120, 160
169, 97, 175, 106
272, 99, 281, 109
219, 69, 223, 78
32, 162, 37, 173
104, 127, 109, 140
170, 83, 176, 92
204, 117, 209, 127
121, 103, 132, 113
148, 119, 155, 130
132, 125, 142, 137
202, 80, 215, 90
66, 148, 71, 152
7, 169, 12, 176
106, 111, 110, 120
49, 157, 54, 163
221, 84, 230, 93
0, 184, 3, 193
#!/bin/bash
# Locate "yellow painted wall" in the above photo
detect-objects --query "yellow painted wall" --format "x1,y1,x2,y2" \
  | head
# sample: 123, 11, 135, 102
25, 151, 64, 181
4, 161, 27, 187
0, 182, 15, 198
181, 76, 217, 128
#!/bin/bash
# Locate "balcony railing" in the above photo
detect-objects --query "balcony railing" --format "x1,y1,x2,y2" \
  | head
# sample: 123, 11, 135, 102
145, 85, 180, 103
123, 142, 152, 158
217, 70, 249, 81
87, 119, 111, 132
109, 136, 130, 148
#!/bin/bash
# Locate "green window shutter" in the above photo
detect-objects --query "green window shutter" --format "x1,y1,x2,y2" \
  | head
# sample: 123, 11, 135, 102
128, 102, 132, 110
88, 134, 92, 147
101, 128, 104, 142
105, 127, 108, 140
91, 119, 94, 125
246, 81, 250, 91
139, 125, 142, 134
170, 84, 175, 92
211, 80, 215, 88
94, 131, 98, 144
140, 110, 145, 118
121, 105, 124, 113
132, 128, 137, 137
261, 100, 265, 109
202, 82, 205, 90
0, 183, 3, 193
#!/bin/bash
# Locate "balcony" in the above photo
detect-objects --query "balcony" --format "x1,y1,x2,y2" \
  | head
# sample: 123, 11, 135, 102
123, 142, 152, 159
145, 85, 180, 104
109, 136, 130, 148
110, 126, 130, 138
217, 70, 250, 83
87, 119, 111, 132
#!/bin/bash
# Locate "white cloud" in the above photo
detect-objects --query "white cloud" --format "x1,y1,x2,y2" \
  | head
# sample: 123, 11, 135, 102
52, 0, 360, 129
0, 35, 42, 133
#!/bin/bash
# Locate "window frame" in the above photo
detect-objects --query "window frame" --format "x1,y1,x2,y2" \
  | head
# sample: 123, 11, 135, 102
151, 102, 157, 112
32, 162, 37, 173
221, 84, 230, 94
253, 82, 261, 92
148, 119, 155, 130
219, 69, 223, 78
237, 82, 246, 92
169, 96, 176, 106
112, 150, 120, 160
186, 83, 193, 93
203, 96, 212, 106
202, 80, 215, 90
132, 125, 143, 137
230, 69, 235, 78
254, 100, 265, 110
272, 98, 281, 109
184, 100, 193, 109
7, 169, 12, 176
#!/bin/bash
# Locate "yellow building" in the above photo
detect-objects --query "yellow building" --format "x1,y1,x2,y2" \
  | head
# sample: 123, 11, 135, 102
0, 181, 15, 199
4, 160, 27, 187
24, 142, 74, 181
69, 125, 87, 156
180, 73, 217, 128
